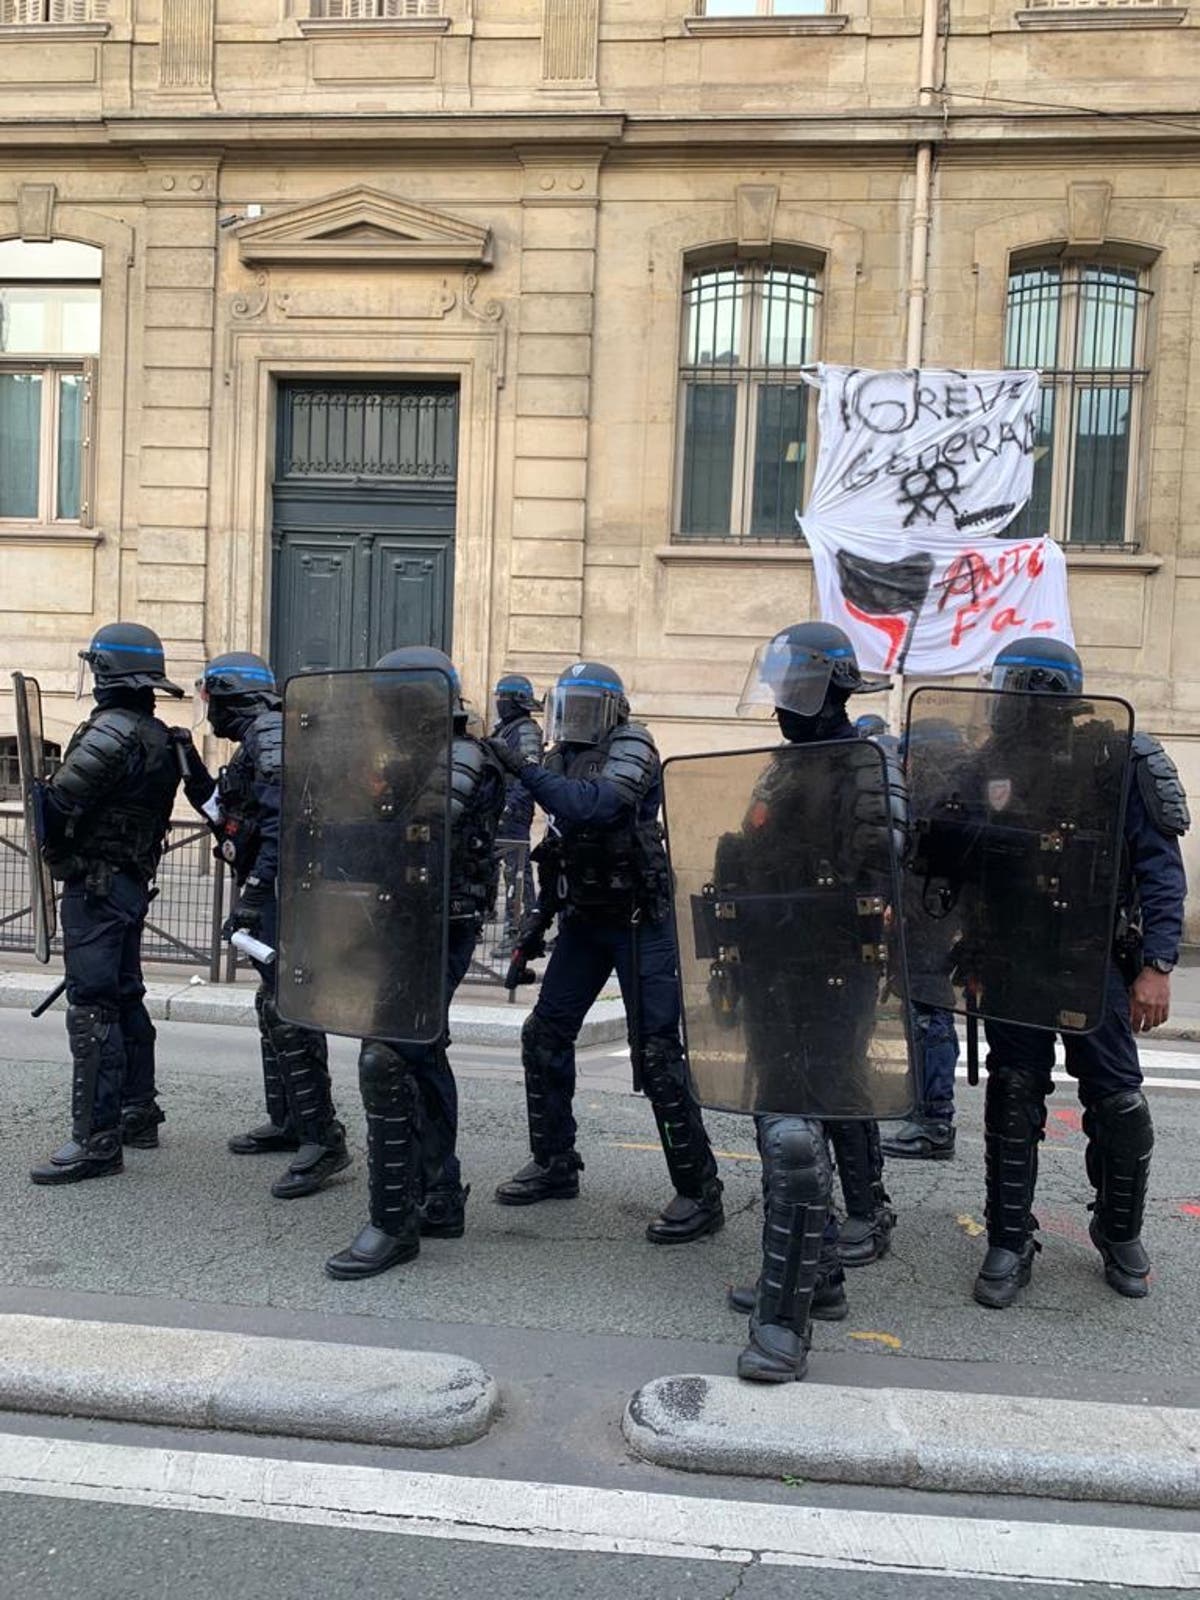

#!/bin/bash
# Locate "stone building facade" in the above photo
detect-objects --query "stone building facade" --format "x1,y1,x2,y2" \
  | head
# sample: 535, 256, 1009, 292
2, 0, 1200, 915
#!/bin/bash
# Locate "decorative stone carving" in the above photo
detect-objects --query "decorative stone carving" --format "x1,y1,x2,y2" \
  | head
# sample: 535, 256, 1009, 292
1067, 181, 1112, 248
18, 183, 56, 242
736, 185, 779, 251
271, 280, 459, 320
237, 187, 493, 269
160, 0, 214, 90
230, 271, 269, 320
541, 0, 598, 83
463, 272, 503, 324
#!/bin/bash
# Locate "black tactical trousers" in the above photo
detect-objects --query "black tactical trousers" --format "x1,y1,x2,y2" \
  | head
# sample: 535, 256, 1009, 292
61, 868, 155, 1131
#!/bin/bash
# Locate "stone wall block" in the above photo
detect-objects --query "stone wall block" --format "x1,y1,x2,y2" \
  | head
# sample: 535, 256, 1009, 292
513, 456, 589, 500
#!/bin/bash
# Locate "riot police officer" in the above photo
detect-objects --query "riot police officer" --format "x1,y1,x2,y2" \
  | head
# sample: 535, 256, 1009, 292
725, 622, 906, 1379
327, 646, 507, 1279
490, 672, 543, 939
971, 637, 1187, 1308
30, 623, 183, 1185
175, 652, 350, 1200
488, 661, 724, 1243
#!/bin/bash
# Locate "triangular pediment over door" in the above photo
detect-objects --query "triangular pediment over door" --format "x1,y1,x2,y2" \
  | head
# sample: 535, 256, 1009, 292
236, 186, 493, 269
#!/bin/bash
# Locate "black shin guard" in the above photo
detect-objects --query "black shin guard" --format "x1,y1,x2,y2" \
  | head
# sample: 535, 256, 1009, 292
262, 998, 339, 1147
254, 985, 292, 1132
639, 1036, 720, 1200
520, 1010, 572, 1164
360, 1042, 419, 1237
1084, 1089, 1153, 1296
983, 1068, 1046, 1251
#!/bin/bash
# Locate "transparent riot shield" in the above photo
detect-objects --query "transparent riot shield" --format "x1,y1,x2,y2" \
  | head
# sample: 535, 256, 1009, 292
903, 686, 1133, 1034
275, 666, 453, 1045
11, 672, 57, 964
663, 740, 915, 1119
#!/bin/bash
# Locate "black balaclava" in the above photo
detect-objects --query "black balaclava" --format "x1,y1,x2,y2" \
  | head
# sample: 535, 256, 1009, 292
94, 684, 155, 716
776, 686, 853, 745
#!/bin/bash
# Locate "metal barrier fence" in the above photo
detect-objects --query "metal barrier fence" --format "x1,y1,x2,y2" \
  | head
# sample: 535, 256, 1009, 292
0, 806, 529, 991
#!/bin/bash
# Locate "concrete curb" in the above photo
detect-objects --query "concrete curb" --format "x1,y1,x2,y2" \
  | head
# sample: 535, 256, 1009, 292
0, 1313, 499, 1449
0, 972, 628, 1049
623, 1375, 1200, 1511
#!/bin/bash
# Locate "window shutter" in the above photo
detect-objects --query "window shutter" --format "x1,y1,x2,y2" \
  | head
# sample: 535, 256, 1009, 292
79, 356, 98, 529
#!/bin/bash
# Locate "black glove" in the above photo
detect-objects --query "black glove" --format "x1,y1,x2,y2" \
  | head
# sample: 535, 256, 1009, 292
487, 737, 530, 780
223, 875, 272, 939
167, 726, 217, 810
504, 919, 547, 991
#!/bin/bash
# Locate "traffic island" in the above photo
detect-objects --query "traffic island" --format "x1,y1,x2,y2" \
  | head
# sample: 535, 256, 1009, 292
624, 1374, 1200, 1510
0, 1313, 499, 1448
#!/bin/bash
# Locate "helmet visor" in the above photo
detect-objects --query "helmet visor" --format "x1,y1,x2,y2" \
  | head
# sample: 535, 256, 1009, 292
192, 682, 212, 729
546, 682, 619, 746
737, 639, 834, 720
988, 657, 1082, 695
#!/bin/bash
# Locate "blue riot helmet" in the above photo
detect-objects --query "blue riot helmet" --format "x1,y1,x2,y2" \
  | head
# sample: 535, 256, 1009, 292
375, 644, 464, 726
195, 651, 279, 737
493, 671, 543, 726
738, 621, 888, 720
989, 636, 1083, 696
77, 621, 184, 699
546, 661, 628, 747
855, 713, 889, 740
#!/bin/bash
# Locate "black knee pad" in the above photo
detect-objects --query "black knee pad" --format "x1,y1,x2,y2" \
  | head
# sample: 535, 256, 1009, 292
521, 1010, 569, 1072
1086, 1089, 1153, 1157
760, 1116, 832, 1203
358, 1040, 415, 1116
638, 1035, 687, 1100
66, 1003, 116, 1053
984, 1067, 1047, 1142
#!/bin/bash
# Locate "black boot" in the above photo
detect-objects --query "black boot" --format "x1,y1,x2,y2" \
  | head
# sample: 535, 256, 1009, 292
1085, 1090, 1153, 1299
121, 1101, 165, 1149
495, 1152, 583, 1205
738, 1117, 831, 1383
879, 1115, 956, 1162
327, 1044, 420, 1280
728, 1263, 848, 1321
641, 1037, 725, 1244
32, 1004, 125, 1187
419, 1183, 470, 1238
264, 1001, 349, 1199
31, 1130, 123, 1185
231, 987, 300, 1155
972, 1068, 1045, 1310
827, 1120, 895, 1266
273, 1126, 351, 1199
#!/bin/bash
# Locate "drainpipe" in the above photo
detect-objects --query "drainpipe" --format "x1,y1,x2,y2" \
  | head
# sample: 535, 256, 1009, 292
906, 0, 940, 369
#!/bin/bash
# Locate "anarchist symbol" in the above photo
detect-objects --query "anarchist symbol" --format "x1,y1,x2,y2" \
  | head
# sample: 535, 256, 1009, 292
897, 462, 961, 527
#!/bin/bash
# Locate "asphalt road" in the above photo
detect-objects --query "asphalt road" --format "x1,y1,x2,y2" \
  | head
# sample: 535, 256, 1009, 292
1, 1009, 1198, 1598
1, 1011, 1198, 1382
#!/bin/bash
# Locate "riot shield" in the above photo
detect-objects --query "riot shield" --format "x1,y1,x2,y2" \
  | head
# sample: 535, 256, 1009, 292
275, 665, 453, 1045
11, 672, 57, 964
903, 686, 1133, 1034
663, 740, 915, 1119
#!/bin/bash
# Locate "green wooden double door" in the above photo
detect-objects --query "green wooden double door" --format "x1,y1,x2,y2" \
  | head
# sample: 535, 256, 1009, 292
270, 378, 459, 681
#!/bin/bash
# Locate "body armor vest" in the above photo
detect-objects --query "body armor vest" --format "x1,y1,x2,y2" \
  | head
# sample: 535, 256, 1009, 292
215, 709, 280, 883
546, 736, 671, 923
49, 711, 177, 884
449, 735, 506, 918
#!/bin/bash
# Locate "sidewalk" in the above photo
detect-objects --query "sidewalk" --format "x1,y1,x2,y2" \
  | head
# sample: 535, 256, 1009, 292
0, 963, 627, 1048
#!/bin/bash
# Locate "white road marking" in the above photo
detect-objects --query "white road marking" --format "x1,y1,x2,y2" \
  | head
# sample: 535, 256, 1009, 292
0, 1433, 1196, 1589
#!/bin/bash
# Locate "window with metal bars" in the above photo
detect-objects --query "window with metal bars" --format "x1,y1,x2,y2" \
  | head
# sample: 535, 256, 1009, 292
307, 0, 440, 18
675, 258, 821, 542
1003, 261, 1151, 547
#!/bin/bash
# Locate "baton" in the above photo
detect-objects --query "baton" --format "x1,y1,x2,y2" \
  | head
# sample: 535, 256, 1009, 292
31, 978, 67, 1019
965, 984, 981, 1088
229, 929, 276, 966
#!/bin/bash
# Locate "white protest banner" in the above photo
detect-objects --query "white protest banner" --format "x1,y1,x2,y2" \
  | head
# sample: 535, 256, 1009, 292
798, 365, 1074, 676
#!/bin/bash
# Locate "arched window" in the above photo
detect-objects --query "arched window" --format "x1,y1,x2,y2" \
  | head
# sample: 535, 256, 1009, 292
1003, 259, 1150, 546
0, 238, 101, 527
676, 256, 821, 542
